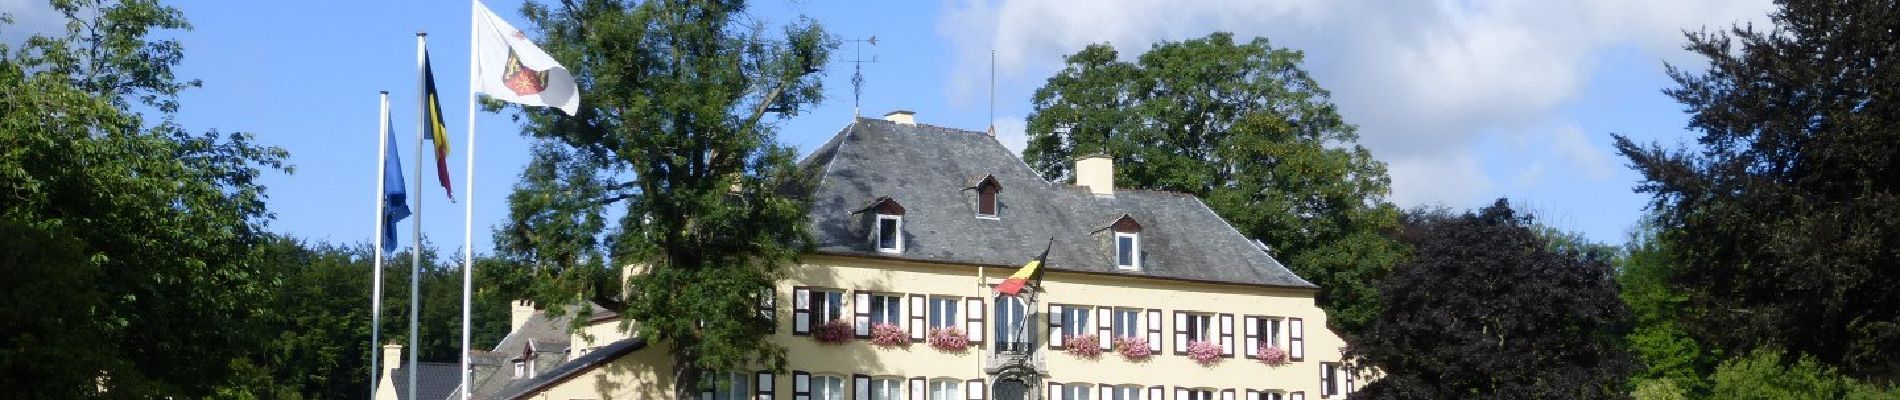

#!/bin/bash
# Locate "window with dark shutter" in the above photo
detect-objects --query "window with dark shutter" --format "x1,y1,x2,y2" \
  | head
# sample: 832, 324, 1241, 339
973, 175, 1001, 219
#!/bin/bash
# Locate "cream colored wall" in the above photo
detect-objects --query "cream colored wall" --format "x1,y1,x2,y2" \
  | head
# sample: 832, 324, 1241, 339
521, 254, 1351, 399
522, 340, 676, 400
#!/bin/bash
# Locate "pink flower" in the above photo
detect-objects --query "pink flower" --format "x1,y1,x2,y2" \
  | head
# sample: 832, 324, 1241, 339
1257, 344, 1289, 366
1113, 336, 1153, 360
927, 327, 970, 352
1186, 340, 1223, 365
1063, 334, 1103, 358
812, 320, 853, 344
870, 323, 909, 347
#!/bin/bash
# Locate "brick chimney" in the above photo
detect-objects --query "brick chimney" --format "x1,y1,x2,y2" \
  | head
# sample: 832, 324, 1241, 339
1075, 155, 1115, 196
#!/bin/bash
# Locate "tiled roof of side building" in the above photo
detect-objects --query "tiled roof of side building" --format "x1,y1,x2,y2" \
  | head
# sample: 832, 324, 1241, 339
390, 362, 460, 400
465, 308, 585, 400
797, 118, 1315, 289
493, 337, 650, 400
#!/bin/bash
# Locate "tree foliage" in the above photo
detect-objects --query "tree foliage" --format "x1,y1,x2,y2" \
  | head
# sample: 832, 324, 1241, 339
1708, 348, 1900, 400
0, 0, 289, 396
497, 0, 834, 395
1618, 223, 1715, 398
1021, 33, 1402, 335
1612, 0, 1900, 381
1349, 200, 1631, 399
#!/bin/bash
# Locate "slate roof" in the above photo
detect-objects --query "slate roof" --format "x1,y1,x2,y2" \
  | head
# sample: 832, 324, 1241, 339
465, 309, 584, 400
798, 118, 1314, 289
391, 362, 460, 400
493, 337, 651, 400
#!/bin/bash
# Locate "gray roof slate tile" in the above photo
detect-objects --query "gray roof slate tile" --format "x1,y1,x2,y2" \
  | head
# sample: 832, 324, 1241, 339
800, 118, 1314, 289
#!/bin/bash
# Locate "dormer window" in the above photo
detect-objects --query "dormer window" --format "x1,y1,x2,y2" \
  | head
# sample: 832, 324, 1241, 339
857, 197, 906, 253
1110, 215, 1143, 270
971, 174, 1002, 219
876, 214, 902, 253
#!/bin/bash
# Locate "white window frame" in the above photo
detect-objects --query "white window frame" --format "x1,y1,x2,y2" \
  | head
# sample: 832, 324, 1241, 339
813, 290, 846, 324
928, 297, 960, 329
1063, 383, 1092, 400
929, 379, 962, 400
1186, 389, 1215, 400
869, 294, 902, 326
1262, 317, 1285, 348
711, 371, 750, 400
1185, 313, 1214, 343
875, 214, 904, 253
995, 295, 1030, 352
1114, 232, 1140, 270
512, 360, 525, 379
1112, 308, 1142, 339
812, 375, 846, 400
870, 377, 902, 400
1111, 385, 1141, 400
1062, 307, 1092, 338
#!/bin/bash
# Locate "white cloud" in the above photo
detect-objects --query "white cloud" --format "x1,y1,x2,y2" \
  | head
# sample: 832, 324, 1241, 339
1553, 123, 1615, 181
937, 0, 1771, 207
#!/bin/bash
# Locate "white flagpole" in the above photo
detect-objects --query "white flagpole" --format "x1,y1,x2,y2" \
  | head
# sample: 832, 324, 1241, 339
411, 32, 427, 400
460, 0, 478, 396
370, 91, 390, 400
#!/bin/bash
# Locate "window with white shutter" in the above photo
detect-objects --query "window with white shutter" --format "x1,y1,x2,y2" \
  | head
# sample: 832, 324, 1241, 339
1047, 304, 1065, 350
1145, 310, 1162, 352
1095, 308, 1113, 349
793, 288, 812, 335
965, 380, 986, 400
1219, 314, 1235, 358
854, 292, 874, 338
1288, 318, 1305, 362
966, 297, 986, 344
909, 295, 928, 342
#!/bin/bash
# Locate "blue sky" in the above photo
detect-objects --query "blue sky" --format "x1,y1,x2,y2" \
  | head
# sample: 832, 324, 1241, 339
5, 0, 1774, 254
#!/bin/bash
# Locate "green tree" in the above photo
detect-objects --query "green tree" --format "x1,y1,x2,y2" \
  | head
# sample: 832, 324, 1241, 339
1709, 348, 1900, 400
1348, 200, 1632, 399
0, 0, 289, 397
1617, 223, 1713, 398
496, 1, 834, 396
1023, 33, 1402, 335
1612, 0, 1900, 381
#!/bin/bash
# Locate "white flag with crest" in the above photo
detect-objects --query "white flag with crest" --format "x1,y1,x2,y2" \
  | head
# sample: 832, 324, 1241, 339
471, 0, 579, 115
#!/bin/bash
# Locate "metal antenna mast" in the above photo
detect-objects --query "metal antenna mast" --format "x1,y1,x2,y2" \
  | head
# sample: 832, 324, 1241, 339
847, 36, 878, 119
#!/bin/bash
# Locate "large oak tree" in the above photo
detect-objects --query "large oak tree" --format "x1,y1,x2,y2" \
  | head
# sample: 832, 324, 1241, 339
1022, 33, 1402, 335
494, 0, 834, 396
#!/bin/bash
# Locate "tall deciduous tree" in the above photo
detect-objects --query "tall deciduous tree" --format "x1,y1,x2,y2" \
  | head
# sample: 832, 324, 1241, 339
1349, 200, 1631, 399
0, 0, 288, 396
1612, 0, 1900, 381
497, 1, 833, 396
1022, 33, 1402, 335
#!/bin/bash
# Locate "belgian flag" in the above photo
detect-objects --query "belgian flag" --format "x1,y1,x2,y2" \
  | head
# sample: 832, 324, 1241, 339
423, 51, 453, 201
995, 238, 1054, 296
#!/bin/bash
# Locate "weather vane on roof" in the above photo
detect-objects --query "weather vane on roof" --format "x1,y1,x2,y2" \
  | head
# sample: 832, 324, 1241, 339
846, 36, 878, 119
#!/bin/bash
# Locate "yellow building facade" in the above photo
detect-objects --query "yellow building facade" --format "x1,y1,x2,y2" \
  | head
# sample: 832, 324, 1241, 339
484, 114, 1362, 400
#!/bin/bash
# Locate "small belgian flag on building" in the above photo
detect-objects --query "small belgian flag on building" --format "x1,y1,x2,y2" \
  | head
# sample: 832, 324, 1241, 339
995, 237, 1053, 296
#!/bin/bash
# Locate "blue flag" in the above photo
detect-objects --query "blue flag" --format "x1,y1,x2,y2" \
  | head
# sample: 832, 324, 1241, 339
383, 117, 412, 247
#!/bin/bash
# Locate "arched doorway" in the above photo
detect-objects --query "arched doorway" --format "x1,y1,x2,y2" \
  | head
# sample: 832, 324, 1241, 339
993, 377, 1030, 400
